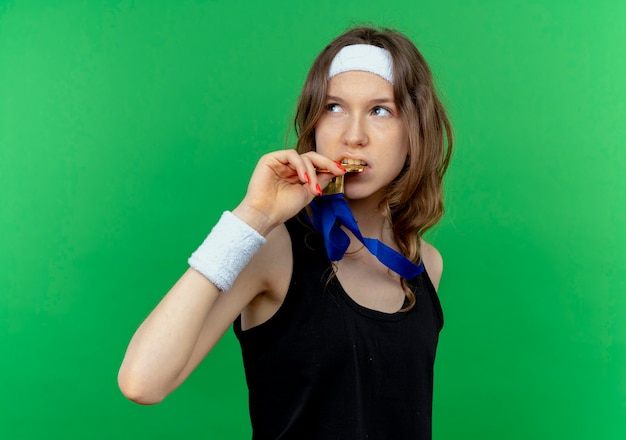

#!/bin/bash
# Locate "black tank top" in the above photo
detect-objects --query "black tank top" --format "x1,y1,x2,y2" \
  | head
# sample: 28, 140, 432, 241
234, 213, 444, 439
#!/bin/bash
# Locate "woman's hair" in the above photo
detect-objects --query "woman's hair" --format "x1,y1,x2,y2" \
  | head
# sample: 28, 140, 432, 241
295, 26, 453, 308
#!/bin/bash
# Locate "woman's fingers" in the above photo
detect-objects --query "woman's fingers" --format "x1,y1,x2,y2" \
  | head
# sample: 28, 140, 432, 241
239, 150, 347, 229
299, 151, 346, 195
264, 150, 345, 196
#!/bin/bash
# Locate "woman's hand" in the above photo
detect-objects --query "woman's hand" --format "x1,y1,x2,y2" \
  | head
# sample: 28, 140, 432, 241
233, 150, 345, 235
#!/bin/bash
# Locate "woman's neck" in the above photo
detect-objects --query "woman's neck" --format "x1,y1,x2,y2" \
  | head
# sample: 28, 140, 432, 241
345, 197, 393, 243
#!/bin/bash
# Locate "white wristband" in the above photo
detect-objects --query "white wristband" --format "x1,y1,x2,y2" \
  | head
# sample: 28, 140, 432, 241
188, 211, 266, 291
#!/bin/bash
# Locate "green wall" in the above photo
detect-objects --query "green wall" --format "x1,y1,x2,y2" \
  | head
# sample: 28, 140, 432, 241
1, 1, 624, 438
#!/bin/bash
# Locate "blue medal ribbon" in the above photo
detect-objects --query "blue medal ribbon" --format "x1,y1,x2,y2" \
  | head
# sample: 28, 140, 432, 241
309, 194, 424, 280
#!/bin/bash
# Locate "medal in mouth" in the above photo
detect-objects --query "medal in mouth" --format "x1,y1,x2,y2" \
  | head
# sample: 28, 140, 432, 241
317, 160, 366, 195
338, 158, 367, 173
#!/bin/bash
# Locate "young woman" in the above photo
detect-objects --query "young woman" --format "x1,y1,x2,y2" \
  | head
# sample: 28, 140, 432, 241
119, 26, 453, 439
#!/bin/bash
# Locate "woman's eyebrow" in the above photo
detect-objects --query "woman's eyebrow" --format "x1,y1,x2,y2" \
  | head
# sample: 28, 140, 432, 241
325, 94, 345, 102
369, 97, 395, 105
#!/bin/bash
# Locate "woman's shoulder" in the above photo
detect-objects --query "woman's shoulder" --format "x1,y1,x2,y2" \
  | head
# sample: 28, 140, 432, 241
256, 212, 316, 286
419, 239, 443, 291
254, 222, 293, 285
236, 221, 293, 330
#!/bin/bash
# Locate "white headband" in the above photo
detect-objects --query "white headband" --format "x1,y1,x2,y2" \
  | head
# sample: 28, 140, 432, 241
328, 44, 394, 84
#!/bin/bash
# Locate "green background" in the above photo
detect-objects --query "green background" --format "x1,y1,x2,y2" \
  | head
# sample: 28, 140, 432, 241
1, 0, 625, 438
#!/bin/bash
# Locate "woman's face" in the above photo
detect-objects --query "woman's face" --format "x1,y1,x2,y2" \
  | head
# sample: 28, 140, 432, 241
315, 70, 409, 203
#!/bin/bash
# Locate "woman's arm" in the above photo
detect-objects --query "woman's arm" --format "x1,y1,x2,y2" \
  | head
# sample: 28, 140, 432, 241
117, 150, 345, 404
117, 267, 227, 404
117, 227, 283, 405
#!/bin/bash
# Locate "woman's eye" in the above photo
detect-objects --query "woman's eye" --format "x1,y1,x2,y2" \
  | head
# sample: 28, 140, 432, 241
372, 106, 392, 117
326, 103, 343, 113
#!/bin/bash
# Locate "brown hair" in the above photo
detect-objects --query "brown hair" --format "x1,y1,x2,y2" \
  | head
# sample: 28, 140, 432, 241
295, 26, 453, 309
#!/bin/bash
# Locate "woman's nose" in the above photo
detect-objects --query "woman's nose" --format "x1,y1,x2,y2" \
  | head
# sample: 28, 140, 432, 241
342, 115, 368, 147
